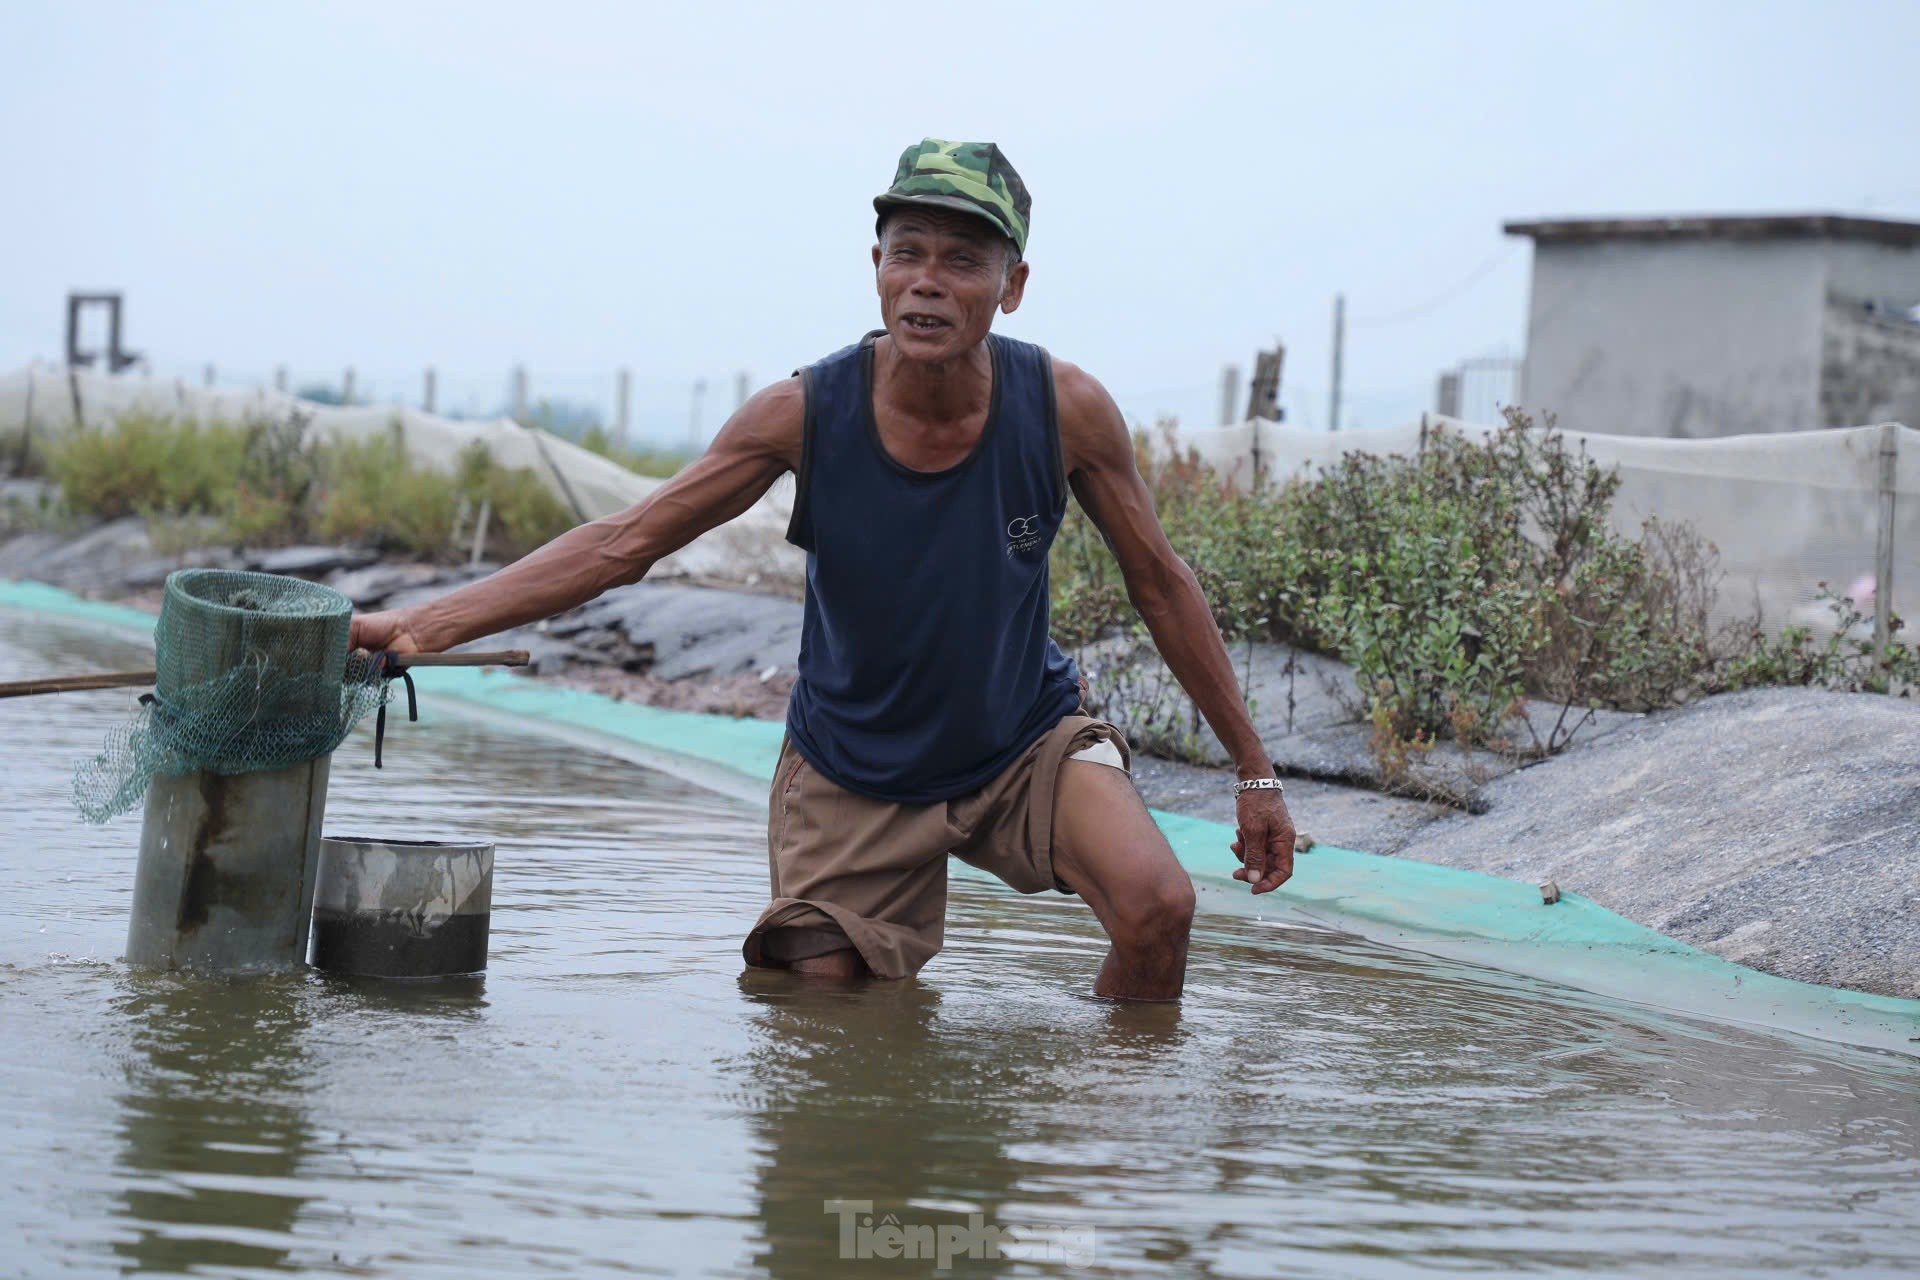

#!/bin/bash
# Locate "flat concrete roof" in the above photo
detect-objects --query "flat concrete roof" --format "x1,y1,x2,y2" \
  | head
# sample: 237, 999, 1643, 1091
1504, 213, 1920, 248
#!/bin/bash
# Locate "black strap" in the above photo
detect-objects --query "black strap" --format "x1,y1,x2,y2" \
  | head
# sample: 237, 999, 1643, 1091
368, 652, 419, 770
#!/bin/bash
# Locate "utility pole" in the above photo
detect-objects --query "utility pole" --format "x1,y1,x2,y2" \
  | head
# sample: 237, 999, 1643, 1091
423, 366, 437, 414
735, 371, 750, 411
203, 364, 215, 388
1217, 364, 1242, 426
1329, 293, 1345, 433
511, 365, 528, 420
616, 367, 632, 446
342, 366, 356, 406
274, 365, 288, 394
688, 378, 708, 452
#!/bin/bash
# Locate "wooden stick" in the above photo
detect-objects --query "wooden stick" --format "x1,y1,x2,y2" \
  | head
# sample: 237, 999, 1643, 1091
380, 649, 530, 670
0, 671, 158, 699
0, 650, 530, 700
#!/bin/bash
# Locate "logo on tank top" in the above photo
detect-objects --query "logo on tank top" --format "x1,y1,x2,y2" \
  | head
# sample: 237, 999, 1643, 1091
1005, 513, 1044, 559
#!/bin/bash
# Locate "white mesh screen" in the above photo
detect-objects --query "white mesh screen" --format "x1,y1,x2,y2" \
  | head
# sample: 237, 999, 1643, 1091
0, 364, 803, 584
3, 365, 1908, 627
1170, 415, 1915, 637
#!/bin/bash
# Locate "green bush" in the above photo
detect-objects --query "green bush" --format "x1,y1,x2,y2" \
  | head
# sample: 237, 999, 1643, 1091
1052, 421, 1307, 648
227, 411, 324, 544
50, 413, 247, 520
1279, 415, 1728, 757
0, 483, 73, 536
1050, 410, 1747, 772
47, 413, 576, 561
1, 426, 49, 477
578, 425, 688, 479
1290, 446, 1550, 757
1719, 589, 1919, 696
315, 428, 464, 553
317, 431, 575, 559
452, 441, 578, 556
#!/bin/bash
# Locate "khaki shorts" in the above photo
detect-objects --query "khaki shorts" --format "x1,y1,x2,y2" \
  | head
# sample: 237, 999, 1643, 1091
743, 714, 1131, 980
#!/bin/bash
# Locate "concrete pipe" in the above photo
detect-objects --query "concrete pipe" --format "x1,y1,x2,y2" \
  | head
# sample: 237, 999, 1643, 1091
124, 569, 356, 975
310, 837, 494, 978
125, 756, 332, 974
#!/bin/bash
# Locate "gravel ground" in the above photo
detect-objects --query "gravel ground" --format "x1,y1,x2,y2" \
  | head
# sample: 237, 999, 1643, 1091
1397, 688, 1920, 997
1128, 754, 1452, 855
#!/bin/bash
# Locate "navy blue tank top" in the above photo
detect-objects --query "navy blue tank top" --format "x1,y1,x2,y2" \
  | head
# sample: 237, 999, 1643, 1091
784, 331, 1082, 803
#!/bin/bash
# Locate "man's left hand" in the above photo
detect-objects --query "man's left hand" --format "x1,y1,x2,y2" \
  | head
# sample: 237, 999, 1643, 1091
1230, 790, 1296, 894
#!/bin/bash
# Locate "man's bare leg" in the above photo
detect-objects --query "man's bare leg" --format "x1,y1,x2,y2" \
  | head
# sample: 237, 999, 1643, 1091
1050, 760, 1197, 1001
754, 924, 874, 980
787, 949, 871, 979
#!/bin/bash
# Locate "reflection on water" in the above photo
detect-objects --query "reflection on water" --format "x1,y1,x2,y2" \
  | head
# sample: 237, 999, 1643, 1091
739, 972, 1192, 1278
110, 976, 315, 1276
741, 977, 963, 1276
2, 613, 1919, 1277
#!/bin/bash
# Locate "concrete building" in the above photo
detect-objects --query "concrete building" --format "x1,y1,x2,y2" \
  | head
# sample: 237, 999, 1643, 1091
1505, 214, 1920, 437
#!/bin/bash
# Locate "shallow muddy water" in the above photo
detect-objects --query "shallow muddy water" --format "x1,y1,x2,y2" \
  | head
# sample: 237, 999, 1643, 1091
3, 613, 1918, 1277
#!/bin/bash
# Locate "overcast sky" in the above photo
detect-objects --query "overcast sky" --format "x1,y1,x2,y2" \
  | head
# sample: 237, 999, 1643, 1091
7, 0, 1916, 444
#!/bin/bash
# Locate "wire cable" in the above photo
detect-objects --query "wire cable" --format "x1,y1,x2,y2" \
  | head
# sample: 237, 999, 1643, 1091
1349, 241, 1521, 328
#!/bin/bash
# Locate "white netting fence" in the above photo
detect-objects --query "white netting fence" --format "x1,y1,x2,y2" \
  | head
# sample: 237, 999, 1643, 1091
1172, 414, 1918, 639
0, 364, 804, 584
4, 364, 1911, 637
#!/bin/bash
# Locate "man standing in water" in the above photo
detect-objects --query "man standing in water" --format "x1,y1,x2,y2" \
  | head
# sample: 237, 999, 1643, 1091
351, 139, 1295, 1000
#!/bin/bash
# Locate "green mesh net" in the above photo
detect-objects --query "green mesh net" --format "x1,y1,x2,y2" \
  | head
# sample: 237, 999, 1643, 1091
73, 570, 390, 823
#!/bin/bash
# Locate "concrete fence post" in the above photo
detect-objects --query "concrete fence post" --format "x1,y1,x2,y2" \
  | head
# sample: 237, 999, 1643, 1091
1329, 293, 1345, 434
616, 367, 632, 445
469, 498, 491, 566
1874, 422, 1899, 666
16, 369, 36, 474
1218, 364, 1241, 427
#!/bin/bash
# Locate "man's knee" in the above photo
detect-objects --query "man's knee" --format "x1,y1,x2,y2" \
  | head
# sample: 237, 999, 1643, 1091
1106, 871, 1195, 951
787, 948, 870, 979
752, 926, 871, 978
757, 924, 850, 963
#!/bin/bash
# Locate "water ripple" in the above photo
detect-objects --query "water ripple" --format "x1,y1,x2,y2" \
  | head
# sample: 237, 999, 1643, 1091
1, 615, 1917, 1277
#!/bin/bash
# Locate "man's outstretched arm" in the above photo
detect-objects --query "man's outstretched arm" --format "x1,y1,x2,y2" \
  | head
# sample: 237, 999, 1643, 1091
350, 379, 802, 654
1054, 359, 1296, 894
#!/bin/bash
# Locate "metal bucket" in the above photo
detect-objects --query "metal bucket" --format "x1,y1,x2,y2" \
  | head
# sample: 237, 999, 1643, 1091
310, 837, 493, 978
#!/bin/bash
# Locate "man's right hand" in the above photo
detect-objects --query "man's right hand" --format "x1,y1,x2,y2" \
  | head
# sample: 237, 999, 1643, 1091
349, 609, 424, 655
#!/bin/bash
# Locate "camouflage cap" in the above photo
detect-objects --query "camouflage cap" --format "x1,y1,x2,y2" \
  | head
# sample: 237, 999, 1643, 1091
873, 138, 1031, 256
